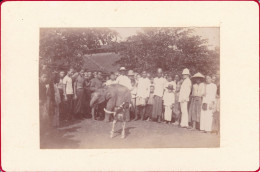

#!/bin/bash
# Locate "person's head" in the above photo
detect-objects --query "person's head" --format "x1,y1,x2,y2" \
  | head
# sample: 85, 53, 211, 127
212, 75, 217, 83
59, 70, 65, 78
87, 72, 92, 78
167, 85, 174, 93
110, 73, 116, 80
150, 85, 155, 93
93, 71, 98, 78
97, 72, 102, 79
182, 68, 190, 79
67, 68, 74, 77
141, 71, 147, 78
79, 69, 84, 76
157, 68, 163, 78
40, 74, 48, 83
128, 70, 135, 79
195, 78, 201, 84
174, 74, 180, 82
167, 75, 173, 82
119, 67, 127, 76
206, 75, 212, 84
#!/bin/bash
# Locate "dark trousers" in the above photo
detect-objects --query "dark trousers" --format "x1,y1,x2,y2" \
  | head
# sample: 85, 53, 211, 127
65, 94, 74, 120
58, 89, 65, 120
145, 104, 153, 119
136, 106, 146, 120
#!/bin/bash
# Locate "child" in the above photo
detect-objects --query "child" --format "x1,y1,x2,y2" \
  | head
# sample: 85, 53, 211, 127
146, 85, 155, 121
163, 85, 175, 124
164, 75, 176, 92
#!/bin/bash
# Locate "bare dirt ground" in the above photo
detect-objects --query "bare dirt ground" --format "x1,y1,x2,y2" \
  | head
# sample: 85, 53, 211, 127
40, 119, 220, 149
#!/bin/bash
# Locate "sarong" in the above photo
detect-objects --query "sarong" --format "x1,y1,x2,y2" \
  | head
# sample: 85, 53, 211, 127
152, 95, 163, 119
74, 88, 85, 115
188, 96, 202, 122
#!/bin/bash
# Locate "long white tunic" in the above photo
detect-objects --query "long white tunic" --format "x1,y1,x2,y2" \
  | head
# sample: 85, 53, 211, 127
136, 77, 151, 98
200, 83, 217, 131
153, 77, 167, 97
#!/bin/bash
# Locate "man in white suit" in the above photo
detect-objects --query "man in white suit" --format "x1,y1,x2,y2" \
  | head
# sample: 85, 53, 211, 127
179, 68, 192, 128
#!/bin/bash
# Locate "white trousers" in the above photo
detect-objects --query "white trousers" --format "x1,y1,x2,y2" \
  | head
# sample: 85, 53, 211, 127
200, 110, 213, 131
180, 102, 189, 127
164, 105, 172, 121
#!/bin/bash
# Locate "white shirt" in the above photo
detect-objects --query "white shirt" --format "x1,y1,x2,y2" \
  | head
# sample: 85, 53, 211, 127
163, 91, 175, 106
105, 79, 117, 86
179, 77, 192, 102
153, 77, 167, 97
203, 83, 217, 103
63, 75, 73, 94
116, 75, 132, 90
136, 77, 151, 98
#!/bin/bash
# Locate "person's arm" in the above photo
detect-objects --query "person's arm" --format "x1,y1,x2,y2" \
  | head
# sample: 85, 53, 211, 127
73, 80, 77, 99
63, 77, 67, 100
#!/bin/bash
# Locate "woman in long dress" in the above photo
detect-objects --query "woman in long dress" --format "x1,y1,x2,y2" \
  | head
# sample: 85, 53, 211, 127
200, 75, 217, 133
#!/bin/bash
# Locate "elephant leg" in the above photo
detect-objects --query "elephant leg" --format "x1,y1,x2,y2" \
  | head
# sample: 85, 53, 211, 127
91, 107, 95, 120
121, 121, 126, 139
110, 120, 117, 138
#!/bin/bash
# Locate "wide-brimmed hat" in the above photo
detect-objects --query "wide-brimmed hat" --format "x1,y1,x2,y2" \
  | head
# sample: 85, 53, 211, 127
166, 84, 174, 90
182, 68, 190, 75
192, 72, 205, 78
128, 70, 134, 76
119, 67, 126, 71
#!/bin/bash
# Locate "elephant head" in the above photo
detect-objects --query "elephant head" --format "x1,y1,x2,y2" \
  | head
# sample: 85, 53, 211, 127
89, 88, 107, 108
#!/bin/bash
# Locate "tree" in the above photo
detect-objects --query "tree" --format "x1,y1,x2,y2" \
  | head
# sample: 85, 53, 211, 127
116, 28, 219, 75
39, 28, 119, 70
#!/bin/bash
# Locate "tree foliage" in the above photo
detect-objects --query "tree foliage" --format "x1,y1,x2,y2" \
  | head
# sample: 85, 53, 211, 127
116, 28, 219, 75
40, 28, 119, 70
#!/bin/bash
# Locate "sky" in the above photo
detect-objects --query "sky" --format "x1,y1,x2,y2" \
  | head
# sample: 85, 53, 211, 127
110, 27, 220, 49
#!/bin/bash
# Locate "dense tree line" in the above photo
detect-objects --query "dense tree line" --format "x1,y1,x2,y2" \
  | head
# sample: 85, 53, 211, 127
40, 28, 219, 75
116, 28, 219, 75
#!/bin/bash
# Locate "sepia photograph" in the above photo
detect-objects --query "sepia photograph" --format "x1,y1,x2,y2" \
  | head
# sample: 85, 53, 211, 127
2, 1, 259, 171
39, 27, 220, 149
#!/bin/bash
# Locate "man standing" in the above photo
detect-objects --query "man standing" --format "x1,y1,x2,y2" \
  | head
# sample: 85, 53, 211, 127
57, 70, 65, 121
63, 68, 74, 121
74, 69, 86, 119
152, 68, 167, 122
179, 68, 192, 128
135, 71, 151, 120
90, 71, 103, 120
115, 67, 132, 121
173, 74, 182, 125
116, 67, 132, 90
83, 71, 92, 118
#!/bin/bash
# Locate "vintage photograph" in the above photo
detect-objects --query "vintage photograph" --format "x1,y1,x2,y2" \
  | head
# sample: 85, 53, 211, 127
39, 27, 220, 149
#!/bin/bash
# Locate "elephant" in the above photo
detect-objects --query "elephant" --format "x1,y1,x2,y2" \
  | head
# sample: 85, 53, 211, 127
90, 84, 132, 138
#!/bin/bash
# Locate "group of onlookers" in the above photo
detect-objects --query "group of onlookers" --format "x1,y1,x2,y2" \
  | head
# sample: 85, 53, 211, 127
39, 65, 220, 134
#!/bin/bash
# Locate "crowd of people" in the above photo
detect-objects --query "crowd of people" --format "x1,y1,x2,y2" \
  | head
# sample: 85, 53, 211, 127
39, 65, 220, 135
